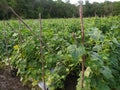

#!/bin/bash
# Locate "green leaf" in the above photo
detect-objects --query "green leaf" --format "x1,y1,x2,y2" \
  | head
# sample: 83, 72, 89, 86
100, 66, 113, 80
92, 45, 102, 52
97, 82, 110, 90
90, 52, 103, 66
67, 45, 85, 60
32, 80, 38, 86
85, 67, 91, 77
12, 33, 18, 37
88, 28, 101, 41
112, 38, 120, 45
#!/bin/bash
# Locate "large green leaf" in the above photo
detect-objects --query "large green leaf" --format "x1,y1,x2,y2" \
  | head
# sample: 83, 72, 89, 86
88, 28, 101, 41
97, 82, 110, 90
67, 45, 85, 60
100, 66, 113, 80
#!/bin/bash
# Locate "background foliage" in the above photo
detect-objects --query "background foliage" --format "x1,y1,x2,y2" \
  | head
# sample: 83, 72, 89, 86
0, 0, 120, 19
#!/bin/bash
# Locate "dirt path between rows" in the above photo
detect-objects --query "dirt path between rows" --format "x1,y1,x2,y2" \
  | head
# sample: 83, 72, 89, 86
0, 67, 29, 90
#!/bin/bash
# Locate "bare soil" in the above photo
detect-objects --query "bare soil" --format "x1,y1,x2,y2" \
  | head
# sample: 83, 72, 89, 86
0, 67, 29, 90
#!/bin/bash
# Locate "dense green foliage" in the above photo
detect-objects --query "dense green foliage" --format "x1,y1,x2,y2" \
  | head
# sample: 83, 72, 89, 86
0, 16, 120, 90
0, 0, 120, 19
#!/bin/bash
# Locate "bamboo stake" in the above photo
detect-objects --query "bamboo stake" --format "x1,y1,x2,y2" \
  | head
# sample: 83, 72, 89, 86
9, 7, 54, 54
79, 0, 85, 89
39, 13, 46, 90
9, 7, 34, 34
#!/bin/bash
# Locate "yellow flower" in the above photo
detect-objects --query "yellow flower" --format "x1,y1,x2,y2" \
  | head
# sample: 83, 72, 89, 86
13, 45, 19, 50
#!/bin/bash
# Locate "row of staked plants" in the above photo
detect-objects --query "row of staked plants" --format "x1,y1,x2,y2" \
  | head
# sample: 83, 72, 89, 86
0, 16, 120, 90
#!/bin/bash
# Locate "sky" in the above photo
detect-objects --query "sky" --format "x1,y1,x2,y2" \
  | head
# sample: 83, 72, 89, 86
62, 0, 120, 4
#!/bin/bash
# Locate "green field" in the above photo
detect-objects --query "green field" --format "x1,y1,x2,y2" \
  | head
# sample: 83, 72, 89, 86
0, 16, 120, 90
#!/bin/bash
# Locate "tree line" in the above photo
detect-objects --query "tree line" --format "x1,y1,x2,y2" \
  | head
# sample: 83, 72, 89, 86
0, 0, 120, 20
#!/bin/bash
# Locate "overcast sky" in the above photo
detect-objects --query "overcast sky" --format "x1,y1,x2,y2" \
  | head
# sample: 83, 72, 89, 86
62, 0, 120, 4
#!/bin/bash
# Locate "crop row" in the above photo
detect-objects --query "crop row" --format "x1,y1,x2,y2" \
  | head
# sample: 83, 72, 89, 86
0, 16, 120, 90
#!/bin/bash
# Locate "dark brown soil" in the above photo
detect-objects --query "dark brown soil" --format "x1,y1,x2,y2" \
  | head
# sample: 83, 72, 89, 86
0, 67, 29, 90
64, 64, 81, 90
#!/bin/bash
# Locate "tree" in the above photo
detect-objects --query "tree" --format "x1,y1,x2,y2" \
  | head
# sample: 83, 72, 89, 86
0, 0, 120, 19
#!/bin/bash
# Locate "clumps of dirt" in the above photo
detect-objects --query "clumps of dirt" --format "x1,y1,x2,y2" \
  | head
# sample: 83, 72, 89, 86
0, 67, 29, 90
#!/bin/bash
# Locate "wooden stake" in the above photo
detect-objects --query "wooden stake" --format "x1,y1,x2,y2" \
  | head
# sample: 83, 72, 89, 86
9, 7, 54, 54
39, 13, 46, 90
79, 0, 85, 89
